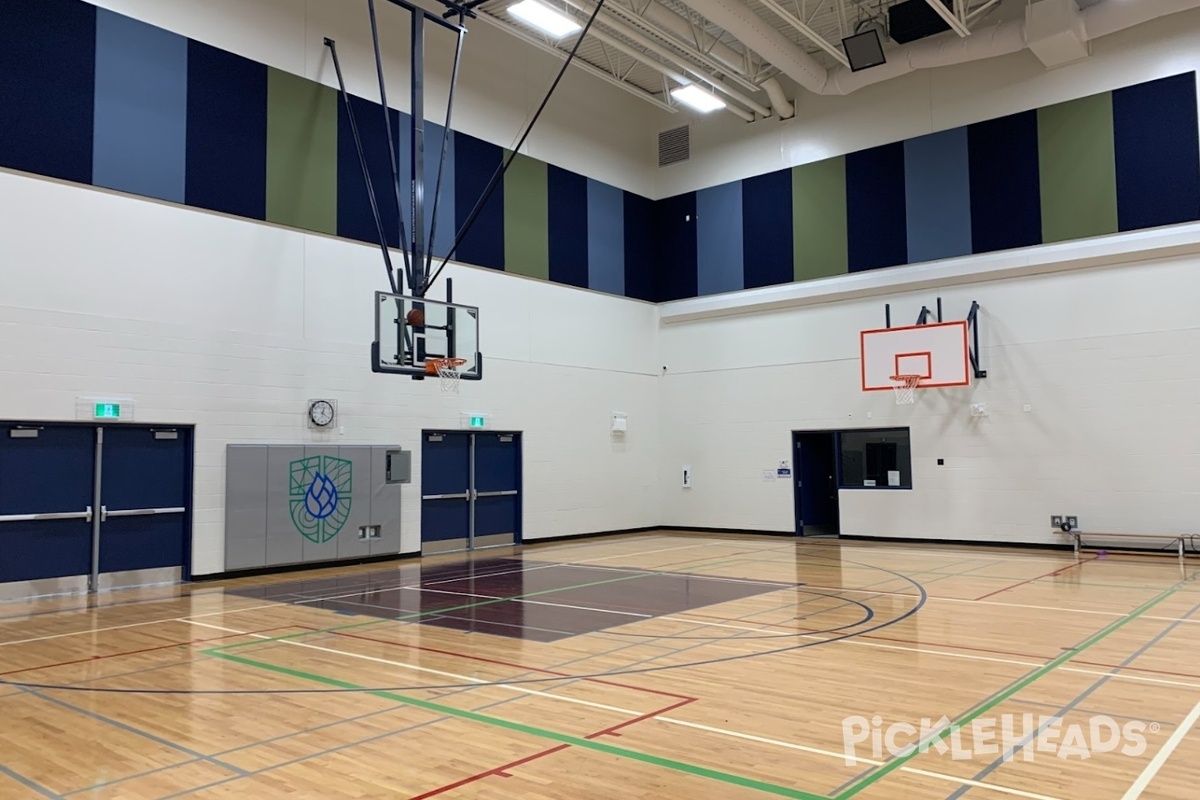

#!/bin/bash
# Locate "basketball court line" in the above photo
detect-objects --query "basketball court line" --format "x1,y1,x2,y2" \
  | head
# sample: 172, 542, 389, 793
397, 585, 655, 617
203, 619, 1072, 800
829, 582, 1186, 800
972, 556, 1099, 601
1120, 698, 1200, 799
942, 598, 1200, 800
184, 619, 656, 718
0, 625, 295, 677
0, 761, 57, 800
39, 556, 1051, 800
0, 601, 285, 648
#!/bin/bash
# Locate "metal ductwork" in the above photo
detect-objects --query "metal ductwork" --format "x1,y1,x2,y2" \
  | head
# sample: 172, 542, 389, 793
683, 0, 1200, 96
760, 77, 794, 119
683, 0, 831, 94
607, 0, 797, 118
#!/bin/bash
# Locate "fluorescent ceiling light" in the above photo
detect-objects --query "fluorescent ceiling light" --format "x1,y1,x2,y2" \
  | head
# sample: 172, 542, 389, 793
508, 0, 581, 38
671, 84, 726, 113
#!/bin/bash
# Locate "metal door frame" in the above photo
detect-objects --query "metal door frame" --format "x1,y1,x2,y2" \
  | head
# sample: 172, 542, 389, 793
0, 420, 195, 592
791, 429, 842, 538
420, 429, 522, 553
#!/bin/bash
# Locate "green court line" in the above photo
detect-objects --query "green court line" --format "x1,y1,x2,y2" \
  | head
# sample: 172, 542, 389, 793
832, 582, 1184, 800
211, 650, 826, 800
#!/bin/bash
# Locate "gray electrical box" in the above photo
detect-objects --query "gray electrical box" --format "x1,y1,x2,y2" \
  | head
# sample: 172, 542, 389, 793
385, 449, 412, 484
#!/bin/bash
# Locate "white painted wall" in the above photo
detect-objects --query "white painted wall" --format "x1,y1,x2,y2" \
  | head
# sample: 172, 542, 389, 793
84, 0, 659, 196
652, 7, 1200, 197
0, 169, 660, 575
658, 242, 1200, 544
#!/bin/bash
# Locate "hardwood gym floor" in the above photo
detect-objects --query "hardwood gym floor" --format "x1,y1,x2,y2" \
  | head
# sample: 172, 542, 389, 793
0, 532, 1197, 799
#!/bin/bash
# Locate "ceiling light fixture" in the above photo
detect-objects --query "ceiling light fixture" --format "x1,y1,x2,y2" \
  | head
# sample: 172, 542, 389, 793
671, 84, 726, 113
507, 0, 581, 39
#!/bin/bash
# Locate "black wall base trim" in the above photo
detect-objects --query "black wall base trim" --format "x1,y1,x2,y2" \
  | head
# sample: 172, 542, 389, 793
525, 527, 660, 545
838, 534, 1073, 553
193, 551, 420, 583
195, 528, 1190, 584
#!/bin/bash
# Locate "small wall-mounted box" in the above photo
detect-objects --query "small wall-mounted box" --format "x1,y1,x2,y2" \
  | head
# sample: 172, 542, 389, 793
385, 449, 412, 483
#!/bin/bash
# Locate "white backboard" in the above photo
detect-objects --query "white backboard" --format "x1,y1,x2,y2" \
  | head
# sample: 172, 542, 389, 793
860, 321, 969, 391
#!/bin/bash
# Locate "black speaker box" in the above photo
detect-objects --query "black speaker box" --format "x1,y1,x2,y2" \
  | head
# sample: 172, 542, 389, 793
888, 0, 952, 44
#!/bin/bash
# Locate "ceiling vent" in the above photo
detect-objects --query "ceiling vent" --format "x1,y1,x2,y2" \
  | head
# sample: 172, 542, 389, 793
658, 125, 690, 167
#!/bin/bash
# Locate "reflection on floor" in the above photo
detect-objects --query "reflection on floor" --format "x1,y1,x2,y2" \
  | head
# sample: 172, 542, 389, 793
227, 557, 794, 642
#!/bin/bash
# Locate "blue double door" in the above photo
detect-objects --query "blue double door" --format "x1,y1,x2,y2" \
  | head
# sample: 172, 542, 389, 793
0, 422, 192, 592
421, 431, 521, 555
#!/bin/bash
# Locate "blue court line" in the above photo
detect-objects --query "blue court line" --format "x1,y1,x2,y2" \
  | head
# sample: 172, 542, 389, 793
0, 762, 61, 799
941, 593, 1200, 800
19, 685, 248, 777
1007, 697, 1173, 729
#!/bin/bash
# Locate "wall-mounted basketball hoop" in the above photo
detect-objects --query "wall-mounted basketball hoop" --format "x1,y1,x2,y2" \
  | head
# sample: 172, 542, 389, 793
889, 374, 922, 405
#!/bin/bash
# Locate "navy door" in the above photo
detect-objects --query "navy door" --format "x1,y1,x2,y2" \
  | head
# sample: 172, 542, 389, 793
794, 432, 840, 537
473, 433, 520, 549
99, 426, 191, 579
420, 431, 522, 554
0, 425, 95, 584
420, 432, 472, 554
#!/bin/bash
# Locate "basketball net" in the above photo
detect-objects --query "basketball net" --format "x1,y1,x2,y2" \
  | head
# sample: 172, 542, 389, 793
429, 358, 466, 394
890, 374, 921, 405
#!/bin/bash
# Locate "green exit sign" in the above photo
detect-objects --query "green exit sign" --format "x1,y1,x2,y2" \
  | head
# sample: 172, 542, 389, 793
468, 415, 486, 429
94, 403, 121, 419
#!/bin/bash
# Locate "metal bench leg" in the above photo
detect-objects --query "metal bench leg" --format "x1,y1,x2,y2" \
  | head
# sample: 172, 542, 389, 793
1179, 537, 1185, 565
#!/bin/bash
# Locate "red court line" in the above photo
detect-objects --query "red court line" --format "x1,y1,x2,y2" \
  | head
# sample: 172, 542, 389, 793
972, 556, 1097, 601
407, 697, 695, 799
0, 625, 298, 677
327, 631, 696, 701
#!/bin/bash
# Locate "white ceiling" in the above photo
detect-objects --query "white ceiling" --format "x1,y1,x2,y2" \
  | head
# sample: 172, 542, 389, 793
472, 0, 1032, 118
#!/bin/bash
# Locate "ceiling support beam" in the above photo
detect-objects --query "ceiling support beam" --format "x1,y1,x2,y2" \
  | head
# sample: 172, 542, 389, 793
923, 0, 971, 37
474, 11, 677, 112
755, 0, 849, 67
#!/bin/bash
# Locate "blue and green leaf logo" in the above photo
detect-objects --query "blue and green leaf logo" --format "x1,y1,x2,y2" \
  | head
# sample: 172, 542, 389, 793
289, 456, 352, 542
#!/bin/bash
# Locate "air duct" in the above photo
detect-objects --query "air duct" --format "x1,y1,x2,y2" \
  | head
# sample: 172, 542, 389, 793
684, 0, 1200, 96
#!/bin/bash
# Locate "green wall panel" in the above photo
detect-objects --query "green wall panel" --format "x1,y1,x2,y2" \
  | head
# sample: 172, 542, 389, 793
266, 68, 337, 235
503, 151, 549, 280
1038, 92, 1118, 243
792, 157, 848, 281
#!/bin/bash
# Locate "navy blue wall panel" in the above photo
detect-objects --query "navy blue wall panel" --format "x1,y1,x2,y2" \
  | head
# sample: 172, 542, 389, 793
968, 110, 1042, 253
453, 134, 505, 270
547, 166, 589, 289
1113, 72, 1200, 232
741, 170, 793, 289
185, 40, 267, 220
846, 142, 908, 272
623, 192, 658, 302
656, 192, 698, 301
337, 94, 402, 249
0, 0, 96, 184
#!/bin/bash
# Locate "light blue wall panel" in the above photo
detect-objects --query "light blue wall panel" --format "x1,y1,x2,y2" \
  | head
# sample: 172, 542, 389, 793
696, 182, 744, 295
904, 127, 972, 263
586, 178, 625, 295
92, 10, 188, 202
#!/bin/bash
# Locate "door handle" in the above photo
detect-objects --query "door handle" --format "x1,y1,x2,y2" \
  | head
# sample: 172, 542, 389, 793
103, 506, 185, 518
0, 508, 93, 523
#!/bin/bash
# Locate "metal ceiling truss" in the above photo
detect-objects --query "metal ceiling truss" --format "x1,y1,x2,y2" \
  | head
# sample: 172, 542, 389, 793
478, 0, 1017, 121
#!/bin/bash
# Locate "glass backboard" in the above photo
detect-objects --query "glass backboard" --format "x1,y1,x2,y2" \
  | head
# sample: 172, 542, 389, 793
372, 291, 481, 379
